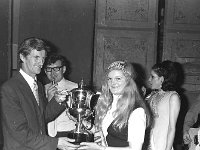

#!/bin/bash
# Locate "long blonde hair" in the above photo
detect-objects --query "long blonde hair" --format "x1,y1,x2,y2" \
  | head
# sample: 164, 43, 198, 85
95, 61, 150, 131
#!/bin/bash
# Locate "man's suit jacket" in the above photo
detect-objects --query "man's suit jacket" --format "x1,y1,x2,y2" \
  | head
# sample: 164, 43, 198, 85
0, 72, 65, 150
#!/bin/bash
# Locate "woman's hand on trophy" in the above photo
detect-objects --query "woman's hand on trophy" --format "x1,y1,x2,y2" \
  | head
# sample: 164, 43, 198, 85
78, 142, 106, 150
57, 137, 79, 150
94, 136, 101, 143
94, 130, 107, 146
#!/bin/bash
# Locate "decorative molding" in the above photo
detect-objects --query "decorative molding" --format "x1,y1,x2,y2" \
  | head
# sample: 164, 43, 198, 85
103, 36, 148, 69
165, 0, 200, 30
96, 0, 157, 28
93, 29, 156, 88
173, 0, 200, 25
105, 0, 148, 22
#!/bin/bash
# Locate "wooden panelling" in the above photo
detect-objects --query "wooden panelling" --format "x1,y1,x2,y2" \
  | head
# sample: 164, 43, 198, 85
96, 0, 157, 28
93, 29, 157, 88
94, 0, 158, 89
165, 0, 200, 31
163, 0, 200, 93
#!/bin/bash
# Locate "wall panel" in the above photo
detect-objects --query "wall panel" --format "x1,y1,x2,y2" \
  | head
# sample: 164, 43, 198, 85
163, 0, 200, 106
93, 0, 158, 89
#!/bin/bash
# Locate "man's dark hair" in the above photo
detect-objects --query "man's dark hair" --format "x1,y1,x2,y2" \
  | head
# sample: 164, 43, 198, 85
18, 37, 50, 64
44, 54, 67, 67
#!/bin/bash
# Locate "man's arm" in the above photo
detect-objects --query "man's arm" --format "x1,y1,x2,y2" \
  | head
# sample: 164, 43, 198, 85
183, 97, 200, 133
183, 95, 200, 144
45, 97, 66, 123
39, 82, 66, 123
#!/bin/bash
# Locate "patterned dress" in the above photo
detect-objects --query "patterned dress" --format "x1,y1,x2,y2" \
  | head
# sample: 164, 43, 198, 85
146, 90, 178, 150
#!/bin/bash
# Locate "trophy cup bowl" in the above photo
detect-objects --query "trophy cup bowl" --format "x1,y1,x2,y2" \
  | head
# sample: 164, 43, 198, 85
67, 80, 95, 144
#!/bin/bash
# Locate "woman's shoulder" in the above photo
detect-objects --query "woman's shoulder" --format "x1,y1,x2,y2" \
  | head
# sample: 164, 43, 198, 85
167, 91, 180, 98
168, 90, 178, 95
163, 91, 180, 99
166, 91, 181, 106
130, 107, 146, 118
128, 107, 146, 123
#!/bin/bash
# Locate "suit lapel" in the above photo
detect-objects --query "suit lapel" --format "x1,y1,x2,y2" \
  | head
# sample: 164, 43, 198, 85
16, 73, 42, 114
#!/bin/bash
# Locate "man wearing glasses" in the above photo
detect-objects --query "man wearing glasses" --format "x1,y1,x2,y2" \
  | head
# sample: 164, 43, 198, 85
44, 54, 78, 138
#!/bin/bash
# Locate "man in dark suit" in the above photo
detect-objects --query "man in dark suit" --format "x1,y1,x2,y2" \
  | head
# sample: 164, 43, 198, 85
0, 38, 79, 150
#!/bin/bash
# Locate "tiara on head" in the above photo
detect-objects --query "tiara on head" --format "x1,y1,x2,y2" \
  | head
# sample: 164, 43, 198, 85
107, 61, 131, 75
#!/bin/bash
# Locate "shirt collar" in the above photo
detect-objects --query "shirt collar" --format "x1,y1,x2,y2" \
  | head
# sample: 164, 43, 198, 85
56, 78, 65, 90
19, 69, 37, 88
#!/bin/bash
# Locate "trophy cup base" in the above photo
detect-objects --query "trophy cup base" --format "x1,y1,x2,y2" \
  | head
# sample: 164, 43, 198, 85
67, 131, 94, 145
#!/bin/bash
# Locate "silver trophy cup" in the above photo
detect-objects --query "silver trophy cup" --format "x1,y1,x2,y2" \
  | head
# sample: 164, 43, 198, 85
67, 79, 95, 144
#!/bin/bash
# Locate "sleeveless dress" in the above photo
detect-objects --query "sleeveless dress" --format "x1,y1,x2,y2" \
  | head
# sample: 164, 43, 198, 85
106, 122, 129, 147
102, 107, 146, 149
101, 95, 146, 149
147, 91, 178, 150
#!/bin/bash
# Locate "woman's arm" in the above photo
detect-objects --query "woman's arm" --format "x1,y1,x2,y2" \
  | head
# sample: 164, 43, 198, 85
128, 108, 146, 150
165, 93, 180, 150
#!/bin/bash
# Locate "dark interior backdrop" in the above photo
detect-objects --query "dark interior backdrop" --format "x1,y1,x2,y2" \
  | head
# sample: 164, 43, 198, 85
0, 0, 10, 86
17, 0, 96, 85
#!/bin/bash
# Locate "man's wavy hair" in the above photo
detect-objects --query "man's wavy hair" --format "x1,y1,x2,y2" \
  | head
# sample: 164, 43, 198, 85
44, 54, 67, 68
94, 61, 151, 131
18, 37, 50, 64
152, 60, 177, 91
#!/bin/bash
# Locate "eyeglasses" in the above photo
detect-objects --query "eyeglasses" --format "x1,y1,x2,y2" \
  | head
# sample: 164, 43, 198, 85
45, 66, 63, 72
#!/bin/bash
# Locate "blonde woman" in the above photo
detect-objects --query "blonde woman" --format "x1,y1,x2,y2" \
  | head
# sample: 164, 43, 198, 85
78, 61, 151, 150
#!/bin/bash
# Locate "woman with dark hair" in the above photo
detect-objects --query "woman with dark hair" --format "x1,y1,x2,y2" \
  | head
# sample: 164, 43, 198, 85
146, 60, 181, 150
78, 60, 151, 150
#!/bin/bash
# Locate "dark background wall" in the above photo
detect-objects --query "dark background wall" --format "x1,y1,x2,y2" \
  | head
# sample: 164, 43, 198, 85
0, 0, 10, 85
17, 0, 95, 85
0, 0, 10, 148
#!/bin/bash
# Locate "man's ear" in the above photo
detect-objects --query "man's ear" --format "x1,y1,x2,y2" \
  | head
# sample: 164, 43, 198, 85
63, 66, 66, 74
19, 54, 25, 63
